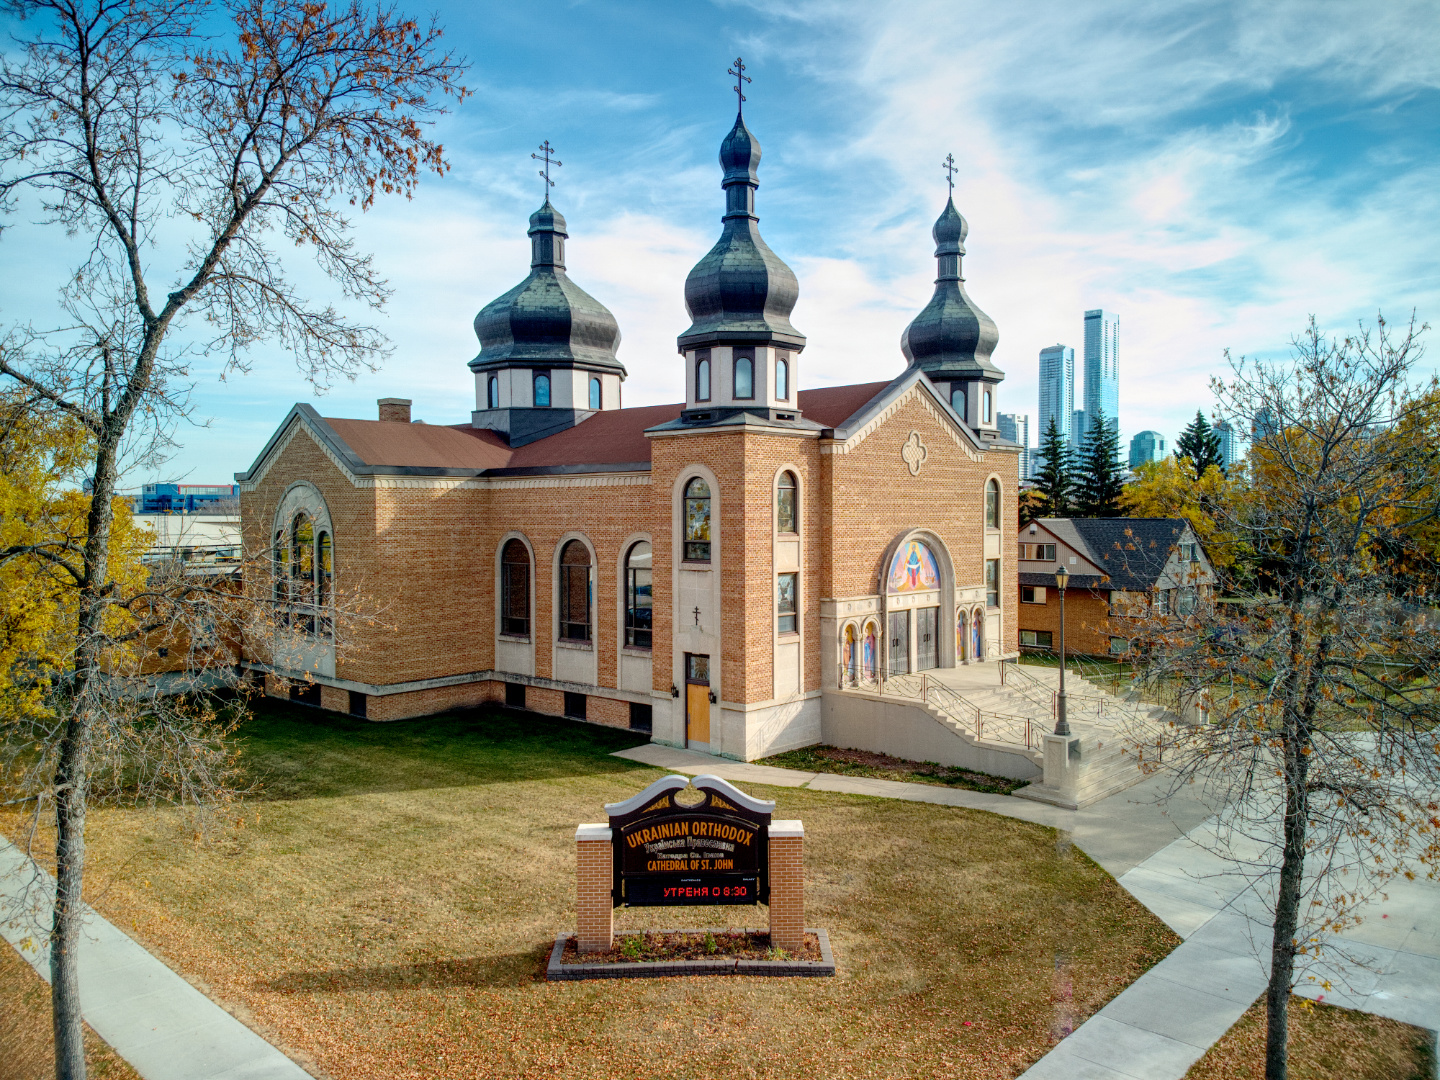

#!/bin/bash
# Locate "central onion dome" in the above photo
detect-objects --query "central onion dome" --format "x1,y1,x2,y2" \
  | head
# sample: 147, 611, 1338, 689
677, 113, 805, 351
469, 200, 624, 375
900, 197, 1000, 380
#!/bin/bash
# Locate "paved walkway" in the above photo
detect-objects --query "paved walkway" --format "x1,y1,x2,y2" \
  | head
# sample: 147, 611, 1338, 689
0, 841, 315, 1080
619, 743, 1440, 1079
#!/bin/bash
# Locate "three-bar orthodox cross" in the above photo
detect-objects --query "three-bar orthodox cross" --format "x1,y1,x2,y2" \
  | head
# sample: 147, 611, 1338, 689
532, 140, 561, 196
727, 57, 751, 115
942, 153, 957, 198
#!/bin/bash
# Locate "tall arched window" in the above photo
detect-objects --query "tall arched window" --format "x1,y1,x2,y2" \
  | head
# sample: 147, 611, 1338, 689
487, 375, 499, 409
291, 512, 315, 633
696, 350, 711, 401
777, 471, 797, 534
625, 541, 652, 648
985, 478, 1000, 529
775, 356, 789, 400
983, 389, 993, 424
733, 352, 754, 399
589, 376, 602, 410
559, 540, 592, 642
684, 477, 711, 562
533, 371, 551, 408
951, 386, 967, 418
843, 623, 858, 686
501, 539, 530, 637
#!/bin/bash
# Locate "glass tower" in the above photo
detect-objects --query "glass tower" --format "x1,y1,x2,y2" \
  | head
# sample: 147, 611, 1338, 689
1081, 309, 1119, 448
1128, 430, 1166, 469
998, 412, 1031, 478
1037, 344, 1074, 463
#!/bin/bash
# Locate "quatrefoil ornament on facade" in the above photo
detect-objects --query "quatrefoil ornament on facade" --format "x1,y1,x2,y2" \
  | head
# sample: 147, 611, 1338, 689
900, 430, 929, 476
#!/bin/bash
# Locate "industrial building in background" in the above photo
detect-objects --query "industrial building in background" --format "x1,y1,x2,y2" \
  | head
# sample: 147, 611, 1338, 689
133, 483, 239, 514
1128, 430, 1166, 469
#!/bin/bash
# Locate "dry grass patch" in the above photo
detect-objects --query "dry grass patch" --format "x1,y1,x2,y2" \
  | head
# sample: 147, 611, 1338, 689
1185, 995, 1436, 1079
759, 745, 1028, 794
0, 938, 142, 1080
10, 700, 1178, 1079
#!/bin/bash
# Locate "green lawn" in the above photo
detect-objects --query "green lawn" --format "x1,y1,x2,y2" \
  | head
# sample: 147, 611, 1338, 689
27, 698, 1181, 1079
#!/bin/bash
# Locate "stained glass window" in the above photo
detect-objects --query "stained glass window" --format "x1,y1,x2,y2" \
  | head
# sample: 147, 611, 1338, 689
777, 572, 797, 635
533, 372, 551, 408
684, 477, 711, 562
777, 471, 797, 533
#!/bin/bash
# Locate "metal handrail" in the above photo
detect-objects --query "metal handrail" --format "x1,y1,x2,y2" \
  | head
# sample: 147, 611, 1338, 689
867, 669, 1046, 752
1000, 659, 1057, 717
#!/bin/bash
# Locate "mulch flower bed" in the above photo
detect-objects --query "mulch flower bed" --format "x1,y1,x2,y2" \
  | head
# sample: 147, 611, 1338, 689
560, 930, 821, 965
761, 745, 1027, 795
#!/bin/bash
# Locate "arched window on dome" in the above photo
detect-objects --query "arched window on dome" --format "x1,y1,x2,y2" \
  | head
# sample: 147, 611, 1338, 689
589, 376, 602, 411
501, 539, 530, 638
777, 471, 797, 534
684, 477, 711, 562
533, 372, 551, 408
775, 355, 789, 401
733, 351, 754, 399
951, 386, 967, 419
559, 540, 592, 642
696, 350, 711, 401
983, 389, 993, 424
487, 375, 499, 410
624, 541, 652, 649
985, 478, 1000, 529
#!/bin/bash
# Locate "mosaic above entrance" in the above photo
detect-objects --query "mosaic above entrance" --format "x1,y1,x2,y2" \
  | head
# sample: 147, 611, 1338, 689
887, 540, 941, 594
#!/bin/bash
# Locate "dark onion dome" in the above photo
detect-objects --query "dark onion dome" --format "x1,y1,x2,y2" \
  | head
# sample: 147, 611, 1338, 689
468, 200, 625, 376
677, 113, 805, 352
900, 197, 1001, 381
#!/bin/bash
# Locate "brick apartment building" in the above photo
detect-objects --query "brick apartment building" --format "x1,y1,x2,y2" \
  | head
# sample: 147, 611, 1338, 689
1016, 517, 1216, 657
237, 107, 1022, 762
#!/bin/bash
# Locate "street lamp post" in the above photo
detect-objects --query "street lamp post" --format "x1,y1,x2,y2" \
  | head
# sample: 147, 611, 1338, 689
1054, 564, 1070, 737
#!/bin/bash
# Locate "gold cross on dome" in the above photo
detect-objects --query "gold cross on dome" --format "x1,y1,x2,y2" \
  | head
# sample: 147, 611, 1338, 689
942, 153, 957, 197
532, 140, 561, 195
727, 57, 751, 114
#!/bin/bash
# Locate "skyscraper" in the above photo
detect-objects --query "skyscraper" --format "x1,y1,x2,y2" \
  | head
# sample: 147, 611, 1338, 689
1080, 309, 1119, 450
1129, 430, 1166, 469
998, 412, 1031, 478
1037, 344, 1074, 465
1214, 419, 1238, 470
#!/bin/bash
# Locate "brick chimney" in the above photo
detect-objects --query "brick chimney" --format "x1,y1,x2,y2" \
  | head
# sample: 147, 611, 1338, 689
378, 397, 412, 424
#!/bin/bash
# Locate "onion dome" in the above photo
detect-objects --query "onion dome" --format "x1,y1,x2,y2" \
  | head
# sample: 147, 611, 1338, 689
468, 200, 624, 376
677, 113, 805, 352
900, 197, 1001, 380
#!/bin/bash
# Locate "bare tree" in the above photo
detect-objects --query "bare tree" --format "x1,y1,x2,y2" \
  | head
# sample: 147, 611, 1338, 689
0, 2, 464, 1075
1126, 315, 1440, 1080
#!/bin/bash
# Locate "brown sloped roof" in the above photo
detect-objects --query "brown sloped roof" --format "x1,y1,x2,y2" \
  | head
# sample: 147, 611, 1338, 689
797, 381, 892, 428
505, 402, 683, 469
323, 417, 513, 470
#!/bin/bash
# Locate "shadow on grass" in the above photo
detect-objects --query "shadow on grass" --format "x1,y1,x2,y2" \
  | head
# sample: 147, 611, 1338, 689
235, 697, 653, 802
258, 946, 551, 992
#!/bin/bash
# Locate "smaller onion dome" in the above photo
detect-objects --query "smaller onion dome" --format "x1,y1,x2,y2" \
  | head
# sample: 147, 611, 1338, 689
900, 197, 1001, 381
469, 200, 624, 376
678, 113, 805, 352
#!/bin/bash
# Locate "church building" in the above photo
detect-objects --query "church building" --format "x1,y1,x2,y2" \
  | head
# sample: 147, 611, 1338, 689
237, 103, 1021, 762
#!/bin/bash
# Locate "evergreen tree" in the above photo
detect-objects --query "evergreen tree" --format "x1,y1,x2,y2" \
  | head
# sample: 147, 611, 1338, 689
1076, 411, 1124, 517
1175, 409, 1225, 476
1033, 416, 1073, 516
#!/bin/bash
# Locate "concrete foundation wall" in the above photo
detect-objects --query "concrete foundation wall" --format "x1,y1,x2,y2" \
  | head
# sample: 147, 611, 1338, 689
820, 690, 1042, 781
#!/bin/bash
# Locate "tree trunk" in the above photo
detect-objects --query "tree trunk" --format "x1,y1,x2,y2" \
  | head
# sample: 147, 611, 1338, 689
1264, 739, 1310, 1080
50, 723, 90, 1080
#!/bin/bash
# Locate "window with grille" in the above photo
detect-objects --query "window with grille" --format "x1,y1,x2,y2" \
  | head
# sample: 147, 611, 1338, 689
501, 539, 530, 637
625, 541, 652, 648
559, 540, 591, 641
777, 572, 797, 635
684, 477, 711, 562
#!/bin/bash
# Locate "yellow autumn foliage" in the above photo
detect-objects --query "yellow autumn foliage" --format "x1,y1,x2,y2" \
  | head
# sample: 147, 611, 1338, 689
1120, 456, 1251, 573
0, 397, 150, 722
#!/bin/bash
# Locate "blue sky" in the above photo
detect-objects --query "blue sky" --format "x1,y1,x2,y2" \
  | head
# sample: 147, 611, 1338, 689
4, 0, 1438, 484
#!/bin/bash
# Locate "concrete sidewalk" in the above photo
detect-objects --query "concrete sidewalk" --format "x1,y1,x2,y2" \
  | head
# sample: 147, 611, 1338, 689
617, 743, 1440, 1079
0, 840, 315, 1080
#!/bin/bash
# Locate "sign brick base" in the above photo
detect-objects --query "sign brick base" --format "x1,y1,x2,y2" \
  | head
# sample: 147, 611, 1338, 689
575, 824, 614, 953
767, 820, 805, 951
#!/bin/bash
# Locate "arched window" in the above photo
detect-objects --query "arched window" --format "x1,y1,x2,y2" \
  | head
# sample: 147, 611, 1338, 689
972, 607, 985, 660
696, 351, 711, 401
983, 389, 993, 424
957, 607, 968, 661
985, 478, 1000, 529
951, 386, 967, 418
533, 372, 551, 408
291, 512, 315, 633
775, 356, 789, 400
862, 621, 878, 681
684, 477, 711, 562
734, 352, 754, 399
843, 624, 858, 686
625, 541, 652, 649
776, 471, 797, 534
501, 539, 530, 637
487, 375, 499, 410
559, 540, 592, 641
316, 530, 333, 635
589, 376, 602, 410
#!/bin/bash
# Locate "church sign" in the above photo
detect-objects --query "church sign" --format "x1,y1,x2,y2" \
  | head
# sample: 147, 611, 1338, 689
605, 774, 774, 907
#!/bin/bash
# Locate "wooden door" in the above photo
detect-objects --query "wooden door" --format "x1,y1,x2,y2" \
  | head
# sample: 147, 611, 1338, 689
685, 653, 710, 745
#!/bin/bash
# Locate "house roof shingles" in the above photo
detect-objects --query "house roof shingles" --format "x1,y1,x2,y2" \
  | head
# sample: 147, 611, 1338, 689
1038, 517, 1190, 592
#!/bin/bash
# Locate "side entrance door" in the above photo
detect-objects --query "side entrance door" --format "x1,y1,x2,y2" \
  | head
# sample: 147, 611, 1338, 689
685, 653, 710, 746
887, 610, 910, 675
916, 606, 939, 671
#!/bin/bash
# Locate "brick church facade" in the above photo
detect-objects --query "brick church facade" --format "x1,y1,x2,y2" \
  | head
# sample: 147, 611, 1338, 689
237, 107, 1022, 762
